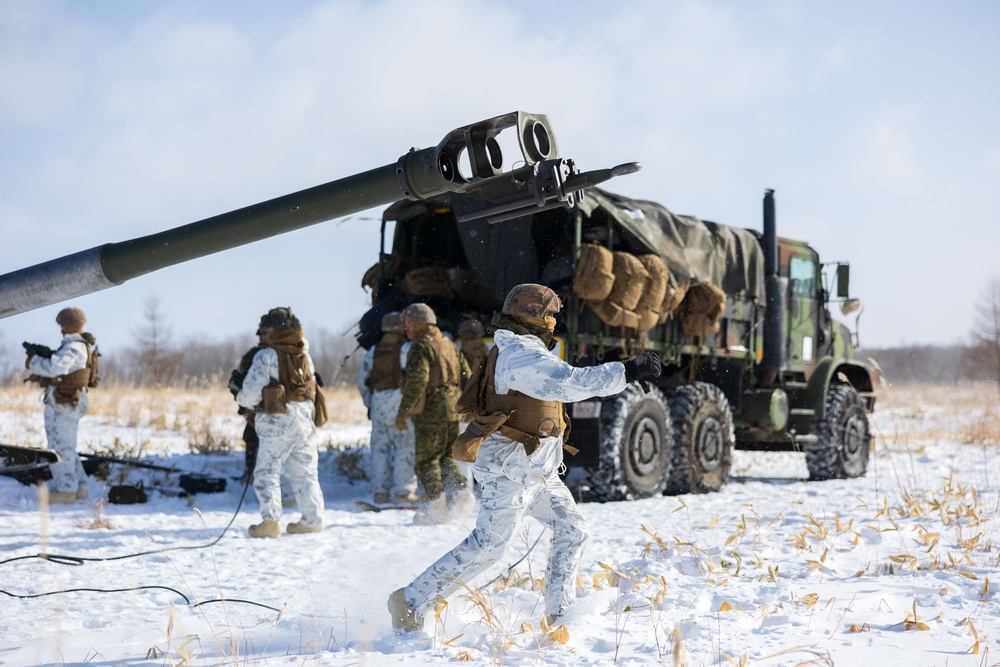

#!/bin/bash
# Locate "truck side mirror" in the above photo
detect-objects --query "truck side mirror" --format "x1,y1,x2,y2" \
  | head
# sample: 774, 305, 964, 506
840, 298, 862, 316
836, 264, 850, 298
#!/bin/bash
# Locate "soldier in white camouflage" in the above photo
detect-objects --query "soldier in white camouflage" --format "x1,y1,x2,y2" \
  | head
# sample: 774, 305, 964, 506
394, 303, 472, 523
229, 312, 297, 506
236, 307, 325, 538
389, 284, 662, 631
25, 307, 99, 504
357, 311, 419, 505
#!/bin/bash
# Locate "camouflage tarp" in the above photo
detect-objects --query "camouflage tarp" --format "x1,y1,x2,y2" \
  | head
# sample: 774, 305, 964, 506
578, 189, 765, 302
388, 187, 766, 306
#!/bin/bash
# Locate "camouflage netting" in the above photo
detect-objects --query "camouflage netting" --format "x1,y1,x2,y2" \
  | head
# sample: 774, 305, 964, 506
577, 189, 765, 303
571, 244, 615, 302
590, 252, 649, 329
371, 187, 764, 344
660, 277, 691, 323
679, 282, 727, 338
636, 254, 668, 331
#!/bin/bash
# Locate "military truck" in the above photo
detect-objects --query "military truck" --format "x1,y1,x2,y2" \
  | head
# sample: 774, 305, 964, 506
358, 187, 876, 501
0, 109, 873, 503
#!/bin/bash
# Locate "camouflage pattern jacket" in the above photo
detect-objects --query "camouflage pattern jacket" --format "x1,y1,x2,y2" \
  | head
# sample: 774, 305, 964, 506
399, 326, 470, 423
491, 328, 627, 404
28, 333, 94, 416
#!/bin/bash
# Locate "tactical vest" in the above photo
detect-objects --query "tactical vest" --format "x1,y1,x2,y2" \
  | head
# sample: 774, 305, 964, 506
460, 339, 489, 369
261, 350, 317, 414
417, 327, 463, 391
367, 333, 406, 391
481, 347, 567, 439
45, 343, 98, 407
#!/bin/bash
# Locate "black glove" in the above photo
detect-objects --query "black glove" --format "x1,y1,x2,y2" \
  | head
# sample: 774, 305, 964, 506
23, 341, 54, 359
623, 351, 661, 383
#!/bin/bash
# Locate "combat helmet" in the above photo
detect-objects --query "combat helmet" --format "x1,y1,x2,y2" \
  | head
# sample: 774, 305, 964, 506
401, 303, 436, 325
265, 307, 300, 330
256, 312, 272, 335
502, 284, 562, 320
457, 318, 485, 341
56, 307, 87, 331
381, 311, 404, 333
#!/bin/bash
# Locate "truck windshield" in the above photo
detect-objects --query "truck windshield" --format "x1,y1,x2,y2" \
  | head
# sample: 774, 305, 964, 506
790, 256, 817, 299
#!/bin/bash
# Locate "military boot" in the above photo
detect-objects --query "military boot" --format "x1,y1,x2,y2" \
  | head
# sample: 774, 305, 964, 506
387, 587, 423, 632
286, 521, 323, 534
394, 492, 424, 505
373, 492, 392, 505
248, 520, 281, 538
412, 495, 449, 525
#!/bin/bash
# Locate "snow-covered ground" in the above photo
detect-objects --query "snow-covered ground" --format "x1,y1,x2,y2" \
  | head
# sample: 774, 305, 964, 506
0, 384, 997, 666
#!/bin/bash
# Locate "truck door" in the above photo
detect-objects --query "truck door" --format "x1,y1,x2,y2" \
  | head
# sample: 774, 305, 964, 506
781, 242, 820, 376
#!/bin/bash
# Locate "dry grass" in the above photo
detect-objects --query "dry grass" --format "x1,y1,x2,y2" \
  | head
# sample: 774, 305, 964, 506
872, 382, 999, 447
2, 382, 996, 665
0, 384, 369, 456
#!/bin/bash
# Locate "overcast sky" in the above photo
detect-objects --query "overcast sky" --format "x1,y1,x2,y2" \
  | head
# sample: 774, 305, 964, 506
1, 0, 998, 358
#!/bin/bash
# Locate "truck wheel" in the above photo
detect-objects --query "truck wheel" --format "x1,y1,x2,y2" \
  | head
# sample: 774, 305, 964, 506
805, 384, 870, 480
587, 384, 672, 502
667, 383, 734, 494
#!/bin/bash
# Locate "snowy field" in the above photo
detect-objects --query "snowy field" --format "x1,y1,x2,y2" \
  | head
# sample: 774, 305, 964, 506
0, 383, 997, 667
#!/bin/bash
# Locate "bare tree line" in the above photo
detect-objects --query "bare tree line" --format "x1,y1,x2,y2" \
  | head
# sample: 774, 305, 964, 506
3, 277, 999, 391
0, 295, 365, 390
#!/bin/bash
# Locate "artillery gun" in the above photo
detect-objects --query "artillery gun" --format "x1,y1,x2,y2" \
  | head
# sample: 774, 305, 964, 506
360, 183, 876, 501
0, 111, 638, 319
0, 111, 642, 482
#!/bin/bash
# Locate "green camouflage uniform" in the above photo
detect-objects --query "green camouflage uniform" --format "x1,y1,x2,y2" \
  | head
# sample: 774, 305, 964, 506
399, 326, 471, 500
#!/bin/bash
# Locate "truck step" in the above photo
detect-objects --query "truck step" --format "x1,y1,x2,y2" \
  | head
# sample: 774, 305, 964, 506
790, 408, 815, 417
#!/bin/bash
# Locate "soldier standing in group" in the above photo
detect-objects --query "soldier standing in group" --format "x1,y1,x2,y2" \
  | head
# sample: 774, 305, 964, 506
357, 311, 420, 505
229, 313, 298, 506
389, 284, 661, 632
236, 307, 325, 538
457, 318, 489, 369
24, 307, 99, 504
394, 303, 472, 524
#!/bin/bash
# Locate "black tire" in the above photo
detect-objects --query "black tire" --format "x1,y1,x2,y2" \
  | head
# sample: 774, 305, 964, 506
587, 384, 673, 502
666, 383, 734, 495
804, 384, 871, 481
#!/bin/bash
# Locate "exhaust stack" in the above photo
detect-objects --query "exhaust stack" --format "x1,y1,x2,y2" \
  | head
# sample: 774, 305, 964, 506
760, 189, 788, 372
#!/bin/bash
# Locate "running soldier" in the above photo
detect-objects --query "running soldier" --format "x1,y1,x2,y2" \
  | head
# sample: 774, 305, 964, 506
388, 284, 661, 631
357, 311, 420, 505
236, 307, 325, 537
394, 303, 472, 524
24, 307, 99, 504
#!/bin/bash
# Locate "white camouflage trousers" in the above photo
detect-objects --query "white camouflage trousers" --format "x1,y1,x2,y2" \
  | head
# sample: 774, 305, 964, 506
404, 432, 589, 619
44, 393, 88, 495
253, 401, 325, 527
369, 388, 417, 497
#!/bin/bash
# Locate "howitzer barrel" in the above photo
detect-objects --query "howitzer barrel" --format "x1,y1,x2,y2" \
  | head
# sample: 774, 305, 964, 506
0, 111, 638, 319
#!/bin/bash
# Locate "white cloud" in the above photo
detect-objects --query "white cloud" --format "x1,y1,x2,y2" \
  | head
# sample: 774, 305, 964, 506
1, 0, 998, 351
